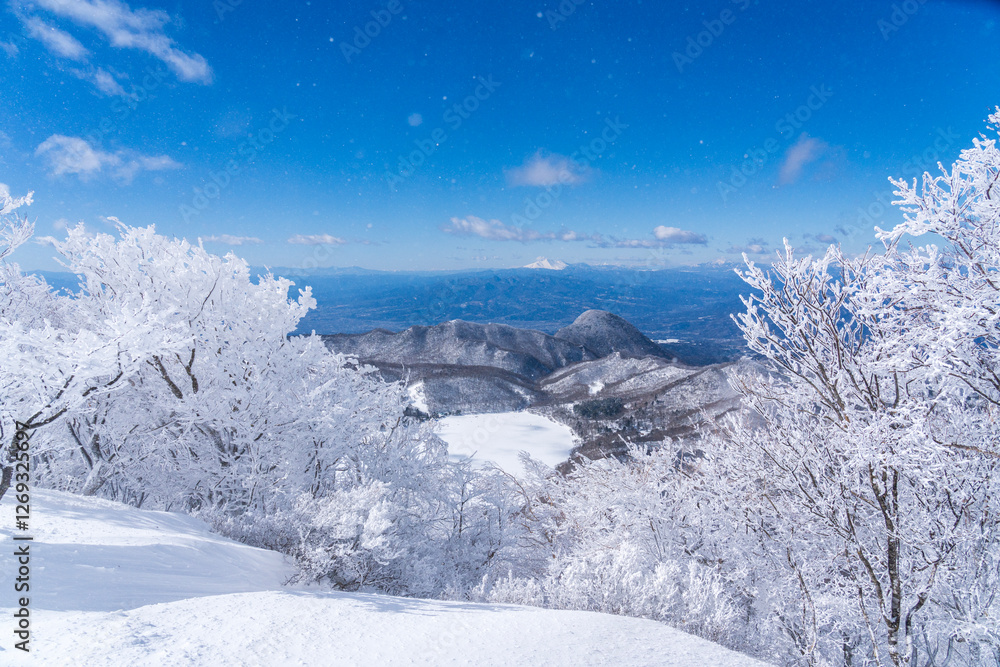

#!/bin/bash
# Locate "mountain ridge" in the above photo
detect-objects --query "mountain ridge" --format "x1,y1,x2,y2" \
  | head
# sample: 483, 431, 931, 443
322, 310, 730, 424
325, 318, 601, 380
556, 310, 674, 360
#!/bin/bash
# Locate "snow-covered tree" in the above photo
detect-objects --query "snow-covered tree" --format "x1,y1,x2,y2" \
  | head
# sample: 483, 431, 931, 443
1, 190, 189, 500
1, 211, 506, 596
719, 109, 1000, 666
466, 446, 771, 657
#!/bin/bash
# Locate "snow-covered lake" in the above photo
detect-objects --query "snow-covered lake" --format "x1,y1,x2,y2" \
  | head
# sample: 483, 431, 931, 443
435, 411, 578, 473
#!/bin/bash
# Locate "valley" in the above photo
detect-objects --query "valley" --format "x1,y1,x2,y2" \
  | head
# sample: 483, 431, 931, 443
325, 308, 748, 470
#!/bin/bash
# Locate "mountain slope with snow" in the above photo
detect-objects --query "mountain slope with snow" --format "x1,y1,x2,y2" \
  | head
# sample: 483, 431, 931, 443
0, 490, 769, 666
325, 319, 598, 380
555, 309, 672, 359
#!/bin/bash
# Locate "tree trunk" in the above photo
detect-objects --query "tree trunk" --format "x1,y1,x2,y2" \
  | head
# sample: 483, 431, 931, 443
0, 426, 30, 502
80, 459, 107, 496
882, 468, 905, 667
0, 463, 11, 503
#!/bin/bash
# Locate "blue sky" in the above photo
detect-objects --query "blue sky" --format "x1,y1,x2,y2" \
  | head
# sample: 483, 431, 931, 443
2, 0, 999, 272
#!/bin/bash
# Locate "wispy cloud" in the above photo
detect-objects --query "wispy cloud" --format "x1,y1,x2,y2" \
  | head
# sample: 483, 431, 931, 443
444, 216, 597, 243
70, 66, 127, 96
803, 232, 837, 244
204, 234, 263, 246
444, 216, 706, 249
287, 234, 348, 245
35, 134, 181, 182
726, 238, 772, 255
19, 11, 127, 95
506, 151, 587, 187
592, 226, 707, 248
33, 0, 212, 82
24, 15, 88, 60
778, 133, 828, 185
115, 154, 180, 181
13, 0, 211, 94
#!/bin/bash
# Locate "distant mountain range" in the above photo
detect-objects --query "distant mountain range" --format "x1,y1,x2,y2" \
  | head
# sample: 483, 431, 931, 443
326, 310, 673, 382
295, 264, 750, 365
31, 263, 752, 365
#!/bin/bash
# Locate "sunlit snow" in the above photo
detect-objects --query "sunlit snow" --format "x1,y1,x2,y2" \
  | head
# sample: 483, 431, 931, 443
0, 490, 770, 666
435, 411, 578, 473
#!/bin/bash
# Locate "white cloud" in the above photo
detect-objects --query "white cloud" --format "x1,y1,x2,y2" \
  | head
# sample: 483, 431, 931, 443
0, 40, 19, 58
18, 0, 211, 86
594, 226, 707, 248
35, 134, 181, 182
443, 216, 597, 243
35, 135, 109, 178
204, 234, 263, 246
287, 234, 347, 245
70, 66, 127, 96
652, 226, 708, 244
779, 133, 828, 185
445, 216, 539, 242
407, 113, 422, 127
506, 151, 586, 187
22, 15, 128, 97
726, 238, 772, 255
113, 154, 181, 182
24, 16, 88, 60
444, 217, 705, 249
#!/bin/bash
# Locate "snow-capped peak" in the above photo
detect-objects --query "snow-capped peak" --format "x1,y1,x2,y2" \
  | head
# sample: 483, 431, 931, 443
523, 257, 567, 270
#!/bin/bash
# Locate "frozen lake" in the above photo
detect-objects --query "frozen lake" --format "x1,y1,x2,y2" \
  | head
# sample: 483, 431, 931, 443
435, 411, 578, 473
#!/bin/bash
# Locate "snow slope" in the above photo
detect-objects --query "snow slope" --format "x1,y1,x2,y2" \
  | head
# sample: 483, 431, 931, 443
0, 490, 295, 613
0, 490, 770, 666
435, 411, 578, 472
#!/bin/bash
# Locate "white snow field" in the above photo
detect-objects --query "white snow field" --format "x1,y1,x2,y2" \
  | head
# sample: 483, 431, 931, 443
435, 411, 578, 473
0, 490, 770, 666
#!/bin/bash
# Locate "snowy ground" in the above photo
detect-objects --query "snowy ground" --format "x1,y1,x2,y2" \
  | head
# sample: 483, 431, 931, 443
435, 411, 578, 473
0, 490, 769, 666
